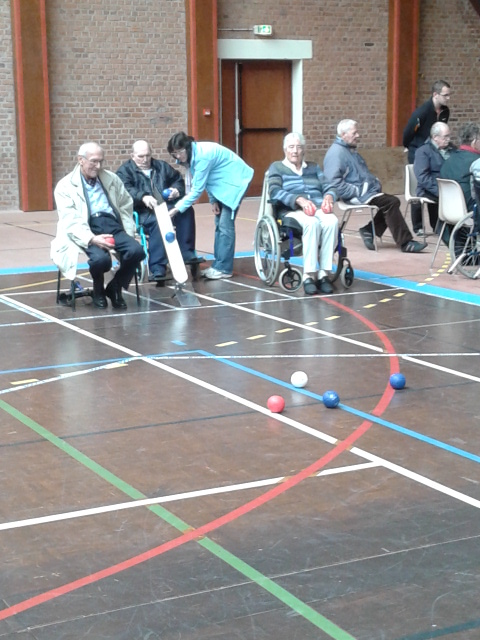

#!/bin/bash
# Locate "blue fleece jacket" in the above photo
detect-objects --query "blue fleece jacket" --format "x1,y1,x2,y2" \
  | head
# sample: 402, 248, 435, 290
175, 141, 253, 213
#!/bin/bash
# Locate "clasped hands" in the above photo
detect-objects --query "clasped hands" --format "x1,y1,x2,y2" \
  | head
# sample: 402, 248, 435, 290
296, 196, 334, 216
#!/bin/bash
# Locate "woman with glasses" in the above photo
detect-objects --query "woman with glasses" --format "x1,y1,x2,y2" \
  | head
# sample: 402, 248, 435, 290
167, 132, 253, 280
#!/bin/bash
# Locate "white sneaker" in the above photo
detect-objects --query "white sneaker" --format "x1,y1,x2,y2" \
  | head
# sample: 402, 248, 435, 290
202, 267, 233, 279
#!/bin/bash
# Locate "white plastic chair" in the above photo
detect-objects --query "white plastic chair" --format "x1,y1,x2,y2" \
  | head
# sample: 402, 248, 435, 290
336, 201, 379, 251
430, 178, 471, 269
404, 164, 435, 236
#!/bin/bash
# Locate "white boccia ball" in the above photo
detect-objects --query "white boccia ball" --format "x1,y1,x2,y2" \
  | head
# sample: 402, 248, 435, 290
291, 371, 308, 388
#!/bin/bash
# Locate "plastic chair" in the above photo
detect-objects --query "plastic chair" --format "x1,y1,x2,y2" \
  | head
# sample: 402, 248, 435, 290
335, 200, 379, 251
430, 178, 471, 269
404, 164, 435, 236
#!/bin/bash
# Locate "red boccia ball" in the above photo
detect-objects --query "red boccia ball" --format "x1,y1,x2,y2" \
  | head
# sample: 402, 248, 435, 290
267, 395, 285, 413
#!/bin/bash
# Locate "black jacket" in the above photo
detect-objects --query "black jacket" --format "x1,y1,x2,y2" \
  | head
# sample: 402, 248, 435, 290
116, 158, 186, 215
403, 98, 450, 163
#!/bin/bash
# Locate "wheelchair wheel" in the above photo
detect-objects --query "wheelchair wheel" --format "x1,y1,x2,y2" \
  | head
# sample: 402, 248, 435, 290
137, 259, 148, 283
330, 233, 347, 284
449, 213, 480, 279
340, 261, 354, 288
254, 215, 281, 286
279, 267, 302, 292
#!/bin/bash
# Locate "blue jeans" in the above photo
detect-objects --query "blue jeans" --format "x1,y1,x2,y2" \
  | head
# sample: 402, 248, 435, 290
140, 206, 197, 275
212, 203, 236, 274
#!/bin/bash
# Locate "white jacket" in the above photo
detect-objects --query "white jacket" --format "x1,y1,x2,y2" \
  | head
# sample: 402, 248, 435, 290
51, 164, 134, 279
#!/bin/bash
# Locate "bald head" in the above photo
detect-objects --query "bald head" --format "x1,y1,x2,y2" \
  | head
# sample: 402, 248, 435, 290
131, 140, 153, 169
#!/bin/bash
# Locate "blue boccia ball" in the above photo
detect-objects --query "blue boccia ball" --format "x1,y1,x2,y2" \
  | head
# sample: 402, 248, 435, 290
162, 188, 173, 200
165, 231, 175, 243
390, 373, 406, 390
323, 390, 340, 408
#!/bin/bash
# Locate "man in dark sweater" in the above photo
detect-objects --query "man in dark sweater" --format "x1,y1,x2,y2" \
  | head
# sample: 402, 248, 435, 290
403, 80, 451, 164
403, 80, 451, 236
117, 140, 202, 281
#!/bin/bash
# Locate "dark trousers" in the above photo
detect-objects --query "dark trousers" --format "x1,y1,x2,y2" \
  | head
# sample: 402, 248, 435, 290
411, 196, 438, 233
370, 194, 412, 247
86, 214, 145, 290
139, 205, 197, 274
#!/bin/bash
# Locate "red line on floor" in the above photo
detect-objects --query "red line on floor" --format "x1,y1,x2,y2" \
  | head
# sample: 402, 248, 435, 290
0, 300, 398, 621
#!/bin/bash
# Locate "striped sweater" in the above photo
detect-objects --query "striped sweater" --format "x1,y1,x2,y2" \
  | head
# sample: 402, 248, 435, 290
268, 160, 336, 218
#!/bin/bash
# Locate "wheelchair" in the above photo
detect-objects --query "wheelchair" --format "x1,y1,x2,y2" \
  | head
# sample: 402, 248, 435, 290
253, 175, 354, 292
448, 202, 480, 279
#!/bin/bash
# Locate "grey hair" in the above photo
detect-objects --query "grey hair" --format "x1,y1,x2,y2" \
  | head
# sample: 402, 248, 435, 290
337, 119, 357, 136
283, 132, 305, 149
78, 142, 103, 158
430, 122, 449, 138
458, 122, 480, 145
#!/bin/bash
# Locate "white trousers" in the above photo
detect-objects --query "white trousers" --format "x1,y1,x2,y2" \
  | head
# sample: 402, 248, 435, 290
285, 210, 338, 274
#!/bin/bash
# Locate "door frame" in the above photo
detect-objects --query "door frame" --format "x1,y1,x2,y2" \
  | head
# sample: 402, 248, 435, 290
217, 39, 312, 135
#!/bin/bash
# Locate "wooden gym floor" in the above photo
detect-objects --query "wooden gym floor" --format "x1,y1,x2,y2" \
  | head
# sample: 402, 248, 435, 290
0, 200, 479, 639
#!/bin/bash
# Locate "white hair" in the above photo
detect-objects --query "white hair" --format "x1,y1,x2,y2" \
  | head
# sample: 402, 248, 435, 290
132, 139, 152, 154
283, 132, 305, 149
77, 142, 103, 158
336, 119, 357, 136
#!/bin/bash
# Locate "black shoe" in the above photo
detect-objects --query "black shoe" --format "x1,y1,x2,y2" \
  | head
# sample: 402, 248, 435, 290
92, 294, 107, 309
303, 277, 317, 295
359, 224, 375, 251
184, 255, 206, 265
401, 240, 427, 253
105, 282, 127, 309
316, 276, 334, 294
148, 271, 167, 282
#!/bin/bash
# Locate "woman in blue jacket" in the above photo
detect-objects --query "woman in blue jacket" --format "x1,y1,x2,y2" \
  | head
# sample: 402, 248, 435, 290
167, 132, 254, 279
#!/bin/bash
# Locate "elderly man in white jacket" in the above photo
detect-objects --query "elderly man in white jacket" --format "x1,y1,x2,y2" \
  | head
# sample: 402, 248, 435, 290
52, 142, 145, 309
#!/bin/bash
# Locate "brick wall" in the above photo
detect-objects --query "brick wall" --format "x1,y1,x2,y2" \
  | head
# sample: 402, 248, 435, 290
2, 0, 480, 209
0, 2, 19, 209
417, 0, 480, 144
46, 0, 189, 182
218, 0, 391, 157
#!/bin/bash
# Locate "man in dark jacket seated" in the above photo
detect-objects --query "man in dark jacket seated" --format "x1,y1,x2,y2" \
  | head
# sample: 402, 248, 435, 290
413, 122, 452, 235
117, 140, 203, 281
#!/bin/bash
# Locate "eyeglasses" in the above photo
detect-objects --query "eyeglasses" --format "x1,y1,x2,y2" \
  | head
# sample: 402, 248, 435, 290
171, 149, 186, 159
286, 145, 304, 151
439, 92, 451, 98
82, 156, 104, 166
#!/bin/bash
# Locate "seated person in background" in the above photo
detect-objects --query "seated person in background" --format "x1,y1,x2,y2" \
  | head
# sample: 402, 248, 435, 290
440, 122, 480, 210
323, 119, 427, 253
116, 140, 202, 282
268, 132, 338, 295
52, 142, 145, 310
471, 157, 480, 209
413, 122, 452, 235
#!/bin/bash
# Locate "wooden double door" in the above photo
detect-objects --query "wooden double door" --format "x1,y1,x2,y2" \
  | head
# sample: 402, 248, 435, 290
221, 60, 292, 196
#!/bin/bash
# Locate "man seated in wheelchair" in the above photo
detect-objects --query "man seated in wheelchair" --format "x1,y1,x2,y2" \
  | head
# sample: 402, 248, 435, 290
117, 139, 203, 282
268, 132, 338, 295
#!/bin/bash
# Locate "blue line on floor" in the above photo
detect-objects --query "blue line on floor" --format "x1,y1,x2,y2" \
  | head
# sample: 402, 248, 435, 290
196, 349, 480, 465
2, 259, 480, 306
395, 617, 480, 640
